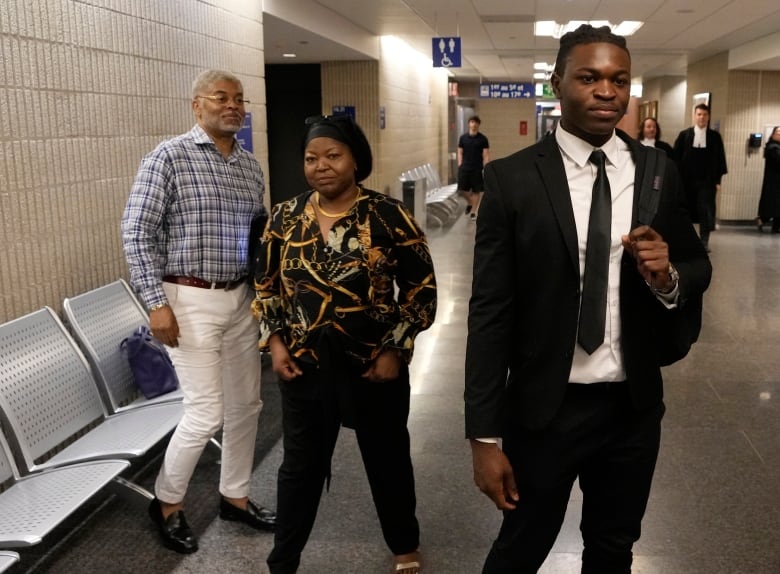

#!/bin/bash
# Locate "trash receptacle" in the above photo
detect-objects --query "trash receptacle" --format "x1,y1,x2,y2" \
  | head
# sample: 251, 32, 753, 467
402, 179, 417, 213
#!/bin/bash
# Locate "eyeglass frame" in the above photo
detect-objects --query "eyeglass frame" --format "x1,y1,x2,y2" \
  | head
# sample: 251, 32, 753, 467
195, 93, 251, 106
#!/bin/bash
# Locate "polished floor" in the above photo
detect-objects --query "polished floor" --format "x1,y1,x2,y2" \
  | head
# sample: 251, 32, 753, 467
6, 215, 780, 574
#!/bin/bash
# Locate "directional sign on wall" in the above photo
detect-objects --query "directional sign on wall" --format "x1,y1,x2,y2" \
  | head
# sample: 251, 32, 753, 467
432, 37, 461, 68
236, 112, 253, 152
479, 83, 534, 99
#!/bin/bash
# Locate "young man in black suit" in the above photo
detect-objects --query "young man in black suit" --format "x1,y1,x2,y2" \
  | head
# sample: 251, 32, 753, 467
673, 103, 728, 251
465, 25, 712, 573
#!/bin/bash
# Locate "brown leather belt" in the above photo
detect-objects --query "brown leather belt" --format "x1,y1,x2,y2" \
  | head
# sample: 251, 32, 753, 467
163, 275, 246, 290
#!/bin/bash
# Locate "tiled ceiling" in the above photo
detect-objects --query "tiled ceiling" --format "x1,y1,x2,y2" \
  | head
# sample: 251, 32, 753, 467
264, 0, 780, 81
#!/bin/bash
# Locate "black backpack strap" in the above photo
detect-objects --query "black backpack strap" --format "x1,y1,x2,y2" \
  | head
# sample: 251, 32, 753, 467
636, 146, 666, 226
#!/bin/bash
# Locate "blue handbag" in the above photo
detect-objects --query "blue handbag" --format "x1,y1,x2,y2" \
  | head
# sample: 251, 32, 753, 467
120, 325, 179, 399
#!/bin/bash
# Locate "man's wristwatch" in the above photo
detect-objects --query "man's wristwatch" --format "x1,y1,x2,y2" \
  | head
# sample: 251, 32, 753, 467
651, 263, 679, 295
149, 303, 169, 312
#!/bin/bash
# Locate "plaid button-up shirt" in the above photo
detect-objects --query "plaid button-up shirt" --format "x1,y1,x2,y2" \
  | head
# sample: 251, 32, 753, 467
122, 124, 265, 308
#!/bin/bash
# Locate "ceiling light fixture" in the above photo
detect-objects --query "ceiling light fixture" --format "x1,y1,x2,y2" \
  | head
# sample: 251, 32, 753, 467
534, 20, 644, 38
282, 53, 297, 58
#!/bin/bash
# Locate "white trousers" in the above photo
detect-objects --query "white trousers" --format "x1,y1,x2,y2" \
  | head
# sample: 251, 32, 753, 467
155, 282, 262, 503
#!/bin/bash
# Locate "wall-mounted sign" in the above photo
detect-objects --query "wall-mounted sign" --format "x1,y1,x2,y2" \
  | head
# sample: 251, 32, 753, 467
236, 112, 253, 152
332, 105, 356, 119
519, 120, 528, 135
479, 83, 534, 99
432, 37, 461, 68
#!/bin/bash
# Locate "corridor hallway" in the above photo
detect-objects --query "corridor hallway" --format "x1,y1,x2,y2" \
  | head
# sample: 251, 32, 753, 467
7, 216, 779, 574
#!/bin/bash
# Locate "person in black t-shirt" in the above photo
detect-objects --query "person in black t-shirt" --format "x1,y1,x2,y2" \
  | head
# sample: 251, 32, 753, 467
458, 115, 490, 220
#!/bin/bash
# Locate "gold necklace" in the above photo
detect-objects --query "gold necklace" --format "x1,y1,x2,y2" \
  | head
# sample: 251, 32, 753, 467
314, 188, 359, 218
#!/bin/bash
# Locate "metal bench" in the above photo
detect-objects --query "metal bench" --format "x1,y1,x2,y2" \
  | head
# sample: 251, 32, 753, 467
62, 279, 183, 413
62, 280, 219, 453
0, 307, 183, 499
0, 551, 20, 572
0, 428, 128, 549
400, 163, 461, 227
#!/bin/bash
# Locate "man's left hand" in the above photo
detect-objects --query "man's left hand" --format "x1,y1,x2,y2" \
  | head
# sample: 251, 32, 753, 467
621, 225, 673, 291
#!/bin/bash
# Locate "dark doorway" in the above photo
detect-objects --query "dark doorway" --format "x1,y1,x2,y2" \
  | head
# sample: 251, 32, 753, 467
266, 64, 322, 205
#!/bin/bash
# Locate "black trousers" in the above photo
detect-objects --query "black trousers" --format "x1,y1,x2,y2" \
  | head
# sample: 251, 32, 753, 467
483, 383, 664, 574
691, 180, 717, 245
267, 360, 419, 574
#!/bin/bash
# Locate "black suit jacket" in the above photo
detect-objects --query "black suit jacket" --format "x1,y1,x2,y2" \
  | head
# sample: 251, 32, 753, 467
673, 127, 728, 188
465, 130, 712, 437
654, 140, 674, 158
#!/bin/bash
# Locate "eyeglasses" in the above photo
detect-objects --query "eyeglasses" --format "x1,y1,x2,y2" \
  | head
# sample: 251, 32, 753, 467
196, 94, 251, 106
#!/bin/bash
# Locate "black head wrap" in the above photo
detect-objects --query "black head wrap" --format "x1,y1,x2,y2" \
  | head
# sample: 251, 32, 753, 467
302, 116, 373, 182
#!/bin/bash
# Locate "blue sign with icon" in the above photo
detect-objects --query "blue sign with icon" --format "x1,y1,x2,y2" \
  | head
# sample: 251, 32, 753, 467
432, 37, 461, 68
236, 112, 253, 152
479, 83, 534, 99
332, 105, 356, 119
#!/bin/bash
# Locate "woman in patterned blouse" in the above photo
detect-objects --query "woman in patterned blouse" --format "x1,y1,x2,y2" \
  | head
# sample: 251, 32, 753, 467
253, 115, 436, 574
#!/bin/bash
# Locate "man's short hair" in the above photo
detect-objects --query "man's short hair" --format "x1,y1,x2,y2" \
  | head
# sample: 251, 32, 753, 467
553, 24, 629, 77
192, 69, 243, 98
468, 115, 481, 124
694, 103, 710, 114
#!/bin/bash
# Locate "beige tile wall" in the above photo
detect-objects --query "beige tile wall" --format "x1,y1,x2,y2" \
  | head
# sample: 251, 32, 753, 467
722, 70, 780, 220
0, 1, 265, 322
686, 52, 780, 220
641, 76, 687, 141
477, 98, 537, 162
377, 36, 449, 196
321, 39, 449, 199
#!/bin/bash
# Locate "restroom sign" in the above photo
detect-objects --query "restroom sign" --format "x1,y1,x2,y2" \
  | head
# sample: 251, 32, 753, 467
432, 37, 461, 68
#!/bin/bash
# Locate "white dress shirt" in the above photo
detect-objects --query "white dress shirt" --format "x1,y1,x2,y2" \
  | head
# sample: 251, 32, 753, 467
556, 126, 634, 384
693, 125, 707, 148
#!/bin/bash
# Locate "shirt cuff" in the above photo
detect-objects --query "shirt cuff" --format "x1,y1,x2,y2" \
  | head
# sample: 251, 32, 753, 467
652, 282, 679, 309
474, 437, 500, 444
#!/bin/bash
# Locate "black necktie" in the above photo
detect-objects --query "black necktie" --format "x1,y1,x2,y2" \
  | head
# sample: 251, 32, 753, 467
578, 150, 612, 354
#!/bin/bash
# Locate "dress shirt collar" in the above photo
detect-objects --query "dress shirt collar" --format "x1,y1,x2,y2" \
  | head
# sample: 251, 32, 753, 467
190, 124, 241, 154
693, 125, 707, 147
555, 125, 620, 168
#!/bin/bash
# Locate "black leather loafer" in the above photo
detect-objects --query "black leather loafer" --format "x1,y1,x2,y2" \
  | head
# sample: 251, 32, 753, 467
148, 498, 199, 554
219, 497, 276, 531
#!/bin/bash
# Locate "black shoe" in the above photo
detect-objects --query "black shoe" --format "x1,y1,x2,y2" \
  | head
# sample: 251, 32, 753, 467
148, 498, 198, 554
219, 498, 276, 531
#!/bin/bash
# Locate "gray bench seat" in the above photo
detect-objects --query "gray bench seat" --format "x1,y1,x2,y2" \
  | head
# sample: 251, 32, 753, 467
0, 430, 128, 549
0, 307, 181, 499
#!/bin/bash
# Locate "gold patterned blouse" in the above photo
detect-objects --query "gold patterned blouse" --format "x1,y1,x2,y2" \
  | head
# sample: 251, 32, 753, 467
252, 187, 437, 366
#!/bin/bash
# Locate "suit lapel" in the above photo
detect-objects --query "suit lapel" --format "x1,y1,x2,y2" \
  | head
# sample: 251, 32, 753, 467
534, 134, 580, 276
617, 129, 647, 228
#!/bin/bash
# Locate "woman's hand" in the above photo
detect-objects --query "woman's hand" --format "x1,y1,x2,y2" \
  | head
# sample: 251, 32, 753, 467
268, 334, 302, 381
362, 348, 402, 382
